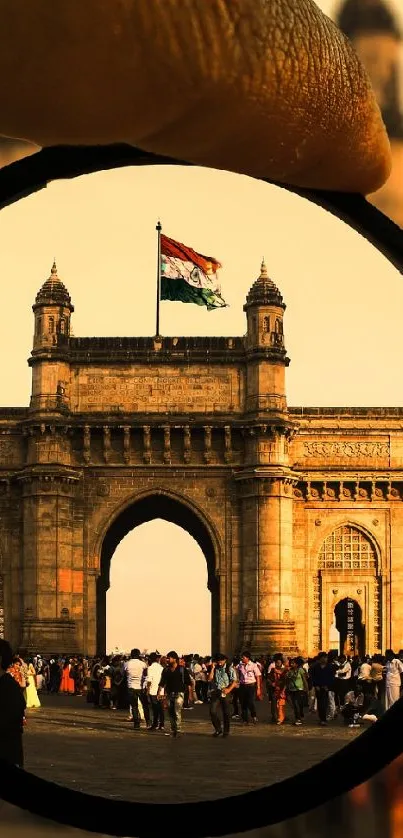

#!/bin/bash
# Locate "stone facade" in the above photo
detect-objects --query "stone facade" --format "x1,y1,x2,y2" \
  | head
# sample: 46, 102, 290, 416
0, 260, 401, 658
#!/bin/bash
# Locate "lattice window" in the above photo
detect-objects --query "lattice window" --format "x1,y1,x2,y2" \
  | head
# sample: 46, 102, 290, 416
0, 576, 4, 639
318, 525, 377, 570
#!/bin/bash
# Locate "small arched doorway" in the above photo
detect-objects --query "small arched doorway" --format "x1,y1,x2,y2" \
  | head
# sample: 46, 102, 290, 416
96, 493, 220, 655
334, 598, 365, 657
316, 524, 381, 655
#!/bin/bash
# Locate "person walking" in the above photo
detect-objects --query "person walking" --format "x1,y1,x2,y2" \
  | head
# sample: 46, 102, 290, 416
146, 652, 165, 731
268, 658, 287, 725
286, 657, 309, 726
157, 651, 192, 738
237, 651, 262, 725
208, 653, 237, 738
124, 649, 151, 730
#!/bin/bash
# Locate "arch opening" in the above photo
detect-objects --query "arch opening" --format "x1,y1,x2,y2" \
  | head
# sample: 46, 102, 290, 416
317, 524, 381, 655
334, 598, 365, 658
97, 494, 219, 656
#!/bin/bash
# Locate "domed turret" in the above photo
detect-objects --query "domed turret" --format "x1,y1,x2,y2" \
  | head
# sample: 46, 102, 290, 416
29, 261, 73, 413
244, 260, 288, 361
243, 260, 289, 416
337, 0, 403, 139
32, 261, 74, 351
244, 259, 285, 311
34, 260, 74, 308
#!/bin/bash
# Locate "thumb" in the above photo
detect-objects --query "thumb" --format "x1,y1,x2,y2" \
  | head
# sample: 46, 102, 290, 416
0, 0, 391, 194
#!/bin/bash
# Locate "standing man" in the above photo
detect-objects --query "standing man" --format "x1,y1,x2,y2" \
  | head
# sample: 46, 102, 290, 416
124, 648, 150, 730
237, 651, 262, 725
157, 651, 192, 738
208, 653, 237, 738
146, 652, 165, 731
312, 652, 335, 727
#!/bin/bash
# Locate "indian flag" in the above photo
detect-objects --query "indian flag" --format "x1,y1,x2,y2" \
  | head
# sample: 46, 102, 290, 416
160, 234, 227, 310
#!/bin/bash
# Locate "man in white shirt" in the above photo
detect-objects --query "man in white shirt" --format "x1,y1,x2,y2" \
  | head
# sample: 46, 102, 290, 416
237, 651, 262, 724
146, 652, 164, 730
385, 649, 403, 710
334, 654, 352, 707
124, 648, 150, 730
192, 655, 207, 704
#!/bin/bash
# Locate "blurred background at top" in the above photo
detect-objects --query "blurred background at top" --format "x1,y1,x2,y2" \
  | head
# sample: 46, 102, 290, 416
1, 0, 403, 228
330, 0, 403, 227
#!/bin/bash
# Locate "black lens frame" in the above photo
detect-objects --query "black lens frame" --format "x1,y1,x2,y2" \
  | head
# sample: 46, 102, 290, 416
0, 144, 402, 837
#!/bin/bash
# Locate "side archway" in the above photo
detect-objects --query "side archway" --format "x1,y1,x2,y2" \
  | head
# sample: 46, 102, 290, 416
95, 490, 222, 655
314, 523, 381, 655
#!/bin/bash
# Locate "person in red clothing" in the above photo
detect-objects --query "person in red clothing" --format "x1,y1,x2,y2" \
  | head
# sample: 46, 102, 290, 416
268, 658, 287, 725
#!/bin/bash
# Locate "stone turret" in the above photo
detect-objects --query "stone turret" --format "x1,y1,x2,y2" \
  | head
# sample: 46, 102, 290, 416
337, 0, 403, 139
243, 260, 290, 416
29, 261, 73, 412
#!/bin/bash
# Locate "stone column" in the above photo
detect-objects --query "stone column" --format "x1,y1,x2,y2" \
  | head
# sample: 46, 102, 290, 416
257, 477, 293, 621
237, 472, 298, 656
18, 468, 83, 655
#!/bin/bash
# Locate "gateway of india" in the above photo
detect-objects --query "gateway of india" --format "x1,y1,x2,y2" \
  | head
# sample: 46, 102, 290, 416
0, 258, 401, 660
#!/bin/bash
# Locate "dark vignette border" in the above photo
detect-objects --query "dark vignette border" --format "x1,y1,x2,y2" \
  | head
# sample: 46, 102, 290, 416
0, 143, 402, 837
0, 144, 402, 275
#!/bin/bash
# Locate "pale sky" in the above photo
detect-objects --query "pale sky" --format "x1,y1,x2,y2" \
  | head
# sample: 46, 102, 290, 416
0, 0, 402, 655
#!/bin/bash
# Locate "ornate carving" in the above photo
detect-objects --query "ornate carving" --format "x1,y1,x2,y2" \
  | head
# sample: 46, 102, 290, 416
123, 426, 130, 464
97, 479, 110, 497
143, 426, 151, 464
224, 426, 232, 463
103, 426, 111, 464
206, 487, 216, 498
163, 426, 171, 464
303, 441, 389, 458
83, 425, 91, 464
183, 426, 191, 464
204, 426, 212, 464
312, 575, 321, 650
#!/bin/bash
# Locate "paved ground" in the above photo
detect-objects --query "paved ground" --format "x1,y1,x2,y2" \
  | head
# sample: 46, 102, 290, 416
22, 694, 361, 803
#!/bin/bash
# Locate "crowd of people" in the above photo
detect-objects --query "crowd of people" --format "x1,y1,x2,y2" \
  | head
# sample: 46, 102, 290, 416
1, 640, 403, 768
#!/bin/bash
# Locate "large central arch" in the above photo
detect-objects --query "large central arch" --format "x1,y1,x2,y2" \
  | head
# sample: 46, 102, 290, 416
96, 491, 220, 655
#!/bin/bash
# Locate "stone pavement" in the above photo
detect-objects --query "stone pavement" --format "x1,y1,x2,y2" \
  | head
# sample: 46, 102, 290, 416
22, 694, 360, 804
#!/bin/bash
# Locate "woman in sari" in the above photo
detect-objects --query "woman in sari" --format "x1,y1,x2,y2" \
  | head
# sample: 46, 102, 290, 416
25, 659, 41, 709
60, 658, 75, 694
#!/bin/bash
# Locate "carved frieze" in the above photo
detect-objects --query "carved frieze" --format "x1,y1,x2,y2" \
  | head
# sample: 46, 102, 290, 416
303, 441, 389, 459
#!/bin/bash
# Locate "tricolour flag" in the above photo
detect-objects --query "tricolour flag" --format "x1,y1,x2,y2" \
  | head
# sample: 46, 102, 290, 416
160, 234, 227, 310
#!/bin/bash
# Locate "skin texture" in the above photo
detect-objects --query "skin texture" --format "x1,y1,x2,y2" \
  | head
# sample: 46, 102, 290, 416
0, 0, 392, 194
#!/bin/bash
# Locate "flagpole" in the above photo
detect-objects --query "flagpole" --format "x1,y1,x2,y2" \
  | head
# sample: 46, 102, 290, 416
156, 220, 162, 337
